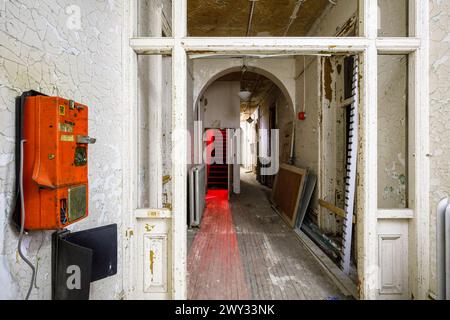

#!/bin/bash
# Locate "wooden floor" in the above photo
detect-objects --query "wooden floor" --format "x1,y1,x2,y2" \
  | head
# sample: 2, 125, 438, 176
187, 170, 344, 300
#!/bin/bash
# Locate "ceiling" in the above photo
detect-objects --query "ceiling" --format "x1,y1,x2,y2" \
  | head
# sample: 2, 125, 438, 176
216, 71, 281, 114
188, 0, 331, 37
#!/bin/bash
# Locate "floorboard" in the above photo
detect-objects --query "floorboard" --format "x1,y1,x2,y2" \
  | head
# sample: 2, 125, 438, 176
187, 170, 345, 300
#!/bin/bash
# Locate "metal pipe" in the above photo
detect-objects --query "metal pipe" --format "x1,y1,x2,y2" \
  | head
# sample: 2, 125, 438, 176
246, 0, 258, 36
282, 0, 337, 36
283, 0, 305, 36
437, 197, 450, 300
447, 206, 450, 300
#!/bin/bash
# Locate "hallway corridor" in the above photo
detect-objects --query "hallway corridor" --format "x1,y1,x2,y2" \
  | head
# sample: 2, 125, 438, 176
187, 170, 344, 300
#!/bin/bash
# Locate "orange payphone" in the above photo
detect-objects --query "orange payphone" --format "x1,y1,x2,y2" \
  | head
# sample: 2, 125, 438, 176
15, 92, 95, 230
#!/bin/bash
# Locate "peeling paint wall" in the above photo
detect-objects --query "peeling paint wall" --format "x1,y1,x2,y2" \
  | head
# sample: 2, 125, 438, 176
293, 56, 320, 223
0, 1, 125, 299
293, 0, 357, 232
377, 55, 408, 209
429, 0, 450, 297
302, 0, 409, 234
319, 56, 351, 235
275, 92, 293, 164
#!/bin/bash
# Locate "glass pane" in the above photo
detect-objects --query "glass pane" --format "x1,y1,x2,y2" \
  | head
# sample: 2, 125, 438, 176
377, 55, 408, 209
137, 55, 172, 208
378, 0, 409, 37
137, 0, 172, 37
188, 0, 359, 37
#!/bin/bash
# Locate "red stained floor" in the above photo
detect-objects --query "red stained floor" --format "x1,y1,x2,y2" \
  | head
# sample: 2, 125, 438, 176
187, 190, 250, 300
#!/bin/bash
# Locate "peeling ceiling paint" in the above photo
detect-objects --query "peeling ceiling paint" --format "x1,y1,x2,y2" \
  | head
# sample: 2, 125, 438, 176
188, 0, 331, 37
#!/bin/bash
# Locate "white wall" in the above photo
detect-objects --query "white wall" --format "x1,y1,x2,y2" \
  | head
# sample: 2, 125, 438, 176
293, 56, 321, 217
202, 81, 240, 129
0, 0, 126, 299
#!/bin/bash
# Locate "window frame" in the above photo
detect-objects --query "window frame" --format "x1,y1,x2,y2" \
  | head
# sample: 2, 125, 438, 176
124, 0, 430, 300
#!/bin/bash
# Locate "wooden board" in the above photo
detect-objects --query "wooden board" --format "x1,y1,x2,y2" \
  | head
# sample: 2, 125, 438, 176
295, 172, 317, 230
318, 199, 356, 224
271, 164, 307, 228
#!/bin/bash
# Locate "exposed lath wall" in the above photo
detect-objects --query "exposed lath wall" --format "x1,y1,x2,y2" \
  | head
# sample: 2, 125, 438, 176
429, 0, 450, 297
293, 0, 357, 233
0, 0, 125, 299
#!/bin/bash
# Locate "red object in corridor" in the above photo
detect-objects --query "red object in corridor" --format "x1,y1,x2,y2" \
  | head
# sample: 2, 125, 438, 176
187, 190, 249, 300
205, 129, 228, 190
298, 111, 307, 120
205, 189, 228, 201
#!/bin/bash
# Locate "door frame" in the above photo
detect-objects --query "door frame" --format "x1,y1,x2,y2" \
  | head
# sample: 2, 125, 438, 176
123, 0, 430, 300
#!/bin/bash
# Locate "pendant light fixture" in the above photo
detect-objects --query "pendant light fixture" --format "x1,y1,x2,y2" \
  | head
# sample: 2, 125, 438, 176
238, 59, 252, 101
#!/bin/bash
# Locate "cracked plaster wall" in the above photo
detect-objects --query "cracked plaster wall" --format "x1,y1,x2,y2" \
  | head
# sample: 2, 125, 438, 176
377, 55, 408, 209
0, 0, 125, 299
429, 0, 450, 297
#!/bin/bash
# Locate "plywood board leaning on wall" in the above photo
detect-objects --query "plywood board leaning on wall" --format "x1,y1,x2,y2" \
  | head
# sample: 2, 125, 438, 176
271, 164, 308, 228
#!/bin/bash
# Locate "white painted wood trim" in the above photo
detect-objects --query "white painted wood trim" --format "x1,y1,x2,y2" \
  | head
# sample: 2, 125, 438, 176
378, 209, 414, 220
411, 0, 430, 300
125, 0, 429, 301
122, 0, 138, 300
130, 38, 174, 54
376, 38, 421, 53
135, 208, 172, 219
171, 0, 188, 301
129, 38, 419, 56
337, 97, 355, 108
359, 0, 379, 300
130, 37, 368, 54
182, 37, 368, 54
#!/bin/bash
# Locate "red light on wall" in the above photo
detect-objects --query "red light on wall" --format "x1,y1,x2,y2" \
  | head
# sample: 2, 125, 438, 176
298, 112, 306, 121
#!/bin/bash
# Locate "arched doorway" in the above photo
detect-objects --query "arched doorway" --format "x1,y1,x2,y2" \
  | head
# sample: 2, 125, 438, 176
194, 67, 295, 195
194, 65, 295, 119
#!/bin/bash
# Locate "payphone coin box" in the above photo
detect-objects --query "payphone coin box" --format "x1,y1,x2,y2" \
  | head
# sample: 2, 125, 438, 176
23, 96, 95, 230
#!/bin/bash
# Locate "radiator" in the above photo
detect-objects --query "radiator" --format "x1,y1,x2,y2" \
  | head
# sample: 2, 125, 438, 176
189, 165, 206, 227
437, 197, 450, 300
